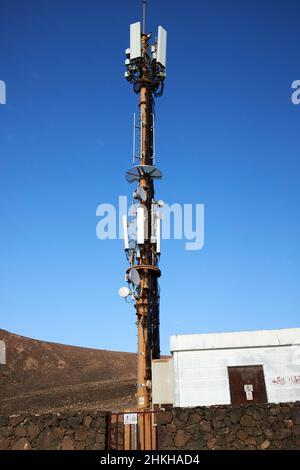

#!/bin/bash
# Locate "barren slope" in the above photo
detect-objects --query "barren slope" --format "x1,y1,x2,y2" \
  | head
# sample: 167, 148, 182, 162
0, 329, 136, 415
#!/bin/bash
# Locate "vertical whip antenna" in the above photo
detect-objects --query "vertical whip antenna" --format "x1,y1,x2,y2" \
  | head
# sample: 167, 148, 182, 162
142, 0, 146, 34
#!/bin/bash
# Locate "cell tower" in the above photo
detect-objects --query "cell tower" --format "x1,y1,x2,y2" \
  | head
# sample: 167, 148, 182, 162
119, 0, 167, 410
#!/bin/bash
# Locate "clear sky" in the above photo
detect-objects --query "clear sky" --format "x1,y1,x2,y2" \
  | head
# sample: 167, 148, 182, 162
1, 0, 299, 354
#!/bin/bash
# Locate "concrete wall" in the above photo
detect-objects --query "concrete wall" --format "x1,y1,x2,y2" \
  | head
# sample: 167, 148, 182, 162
0, 411, 108, 450
158, 402, 300, 450
152, 358, 174, 406
171, 328, 300, 407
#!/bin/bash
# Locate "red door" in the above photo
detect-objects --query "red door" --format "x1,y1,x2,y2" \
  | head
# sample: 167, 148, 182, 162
228, 365, 267, 405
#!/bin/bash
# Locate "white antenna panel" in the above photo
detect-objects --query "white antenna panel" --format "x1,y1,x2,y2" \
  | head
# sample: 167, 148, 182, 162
122, 214, 129, 250
130, 22, 141, 60
157, 25, 167, 68
137, 206, 145, 245
156, 216, 161, 254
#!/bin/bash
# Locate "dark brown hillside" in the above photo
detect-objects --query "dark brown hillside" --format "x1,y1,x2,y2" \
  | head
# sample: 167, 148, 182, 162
0, 329, 136, 415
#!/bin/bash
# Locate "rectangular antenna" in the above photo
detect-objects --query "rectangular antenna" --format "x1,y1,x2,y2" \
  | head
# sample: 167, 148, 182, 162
0, 80, 6, 105
122, 215, 129, 250
157, 26, 167, 68
133, 113, 136, 163
137, 207, 145, 245
130, 22, 141, 60
156, 216, 161, 254
152, 112, 156, 164
150, 202, 156, 243
142, 0, 146, 34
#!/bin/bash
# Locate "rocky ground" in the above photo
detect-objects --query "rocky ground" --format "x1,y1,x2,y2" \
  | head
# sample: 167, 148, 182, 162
0, 329, 137, 415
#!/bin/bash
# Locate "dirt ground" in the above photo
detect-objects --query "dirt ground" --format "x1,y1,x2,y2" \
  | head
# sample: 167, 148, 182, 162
0, 329, 137, 415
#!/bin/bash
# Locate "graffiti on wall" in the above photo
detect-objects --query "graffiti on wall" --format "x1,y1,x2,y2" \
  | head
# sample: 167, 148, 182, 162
272, 376, 300, 386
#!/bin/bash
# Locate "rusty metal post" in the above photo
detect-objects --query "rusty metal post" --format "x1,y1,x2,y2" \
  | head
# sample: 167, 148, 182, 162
135, 33, 152, 410
123, 5, 166, 412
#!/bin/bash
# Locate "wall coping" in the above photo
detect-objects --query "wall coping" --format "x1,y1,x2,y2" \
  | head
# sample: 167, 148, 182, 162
170, 328, 300, 352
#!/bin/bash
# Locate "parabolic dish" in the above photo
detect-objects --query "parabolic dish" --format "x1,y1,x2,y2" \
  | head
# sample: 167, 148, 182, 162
134, 185, 147, 202
125, 165, 163, 183
119, 286, 130, 298
128, 268, 141, 286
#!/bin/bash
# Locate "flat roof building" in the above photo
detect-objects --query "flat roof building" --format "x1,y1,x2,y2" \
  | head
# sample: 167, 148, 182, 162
152, 328, 300, 407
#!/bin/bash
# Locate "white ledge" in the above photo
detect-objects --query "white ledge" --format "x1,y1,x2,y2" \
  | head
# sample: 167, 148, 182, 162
170, 328, 300, 352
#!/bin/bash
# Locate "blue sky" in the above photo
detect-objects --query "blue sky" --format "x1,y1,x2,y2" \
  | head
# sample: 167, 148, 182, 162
1, 0, 299, 354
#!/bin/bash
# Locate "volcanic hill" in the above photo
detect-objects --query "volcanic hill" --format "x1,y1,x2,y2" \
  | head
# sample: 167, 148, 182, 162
0, 329, 136, 415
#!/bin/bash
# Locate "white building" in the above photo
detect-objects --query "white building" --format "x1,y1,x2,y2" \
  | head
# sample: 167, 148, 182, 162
152, 328, 300, 407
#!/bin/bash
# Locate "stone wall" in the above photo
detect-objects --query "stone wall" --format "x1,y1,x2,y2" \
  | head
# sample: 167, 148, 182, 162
158, 402, 300, 450
2, 402, 300, 450
0, 411, 108, 450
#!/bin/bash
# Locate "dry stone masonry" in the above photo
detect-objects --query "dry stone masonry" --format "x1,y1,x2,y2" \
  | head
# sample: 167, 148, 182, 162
1, 402, 300, 450
158, 402, 300, 450
0, 411, 108, 450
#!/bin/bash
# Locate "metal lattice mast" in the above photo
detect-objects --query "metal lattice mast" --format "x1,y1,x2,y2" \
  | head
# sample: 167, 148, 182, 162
120, 2, 167, 410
